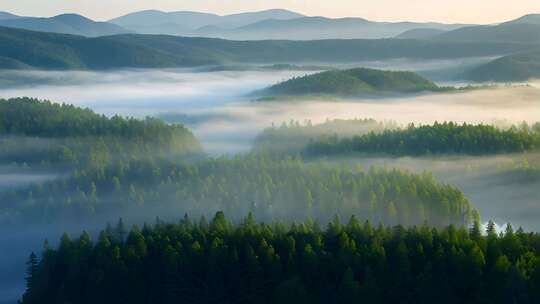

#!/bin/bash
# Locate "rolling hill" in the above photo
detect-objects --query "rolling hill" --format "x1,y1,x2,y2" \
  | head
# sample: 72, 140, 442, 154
0, 26, 537, 70
462, 50, 540, 82
256, 68, 443, 98
0, 13, 130, 37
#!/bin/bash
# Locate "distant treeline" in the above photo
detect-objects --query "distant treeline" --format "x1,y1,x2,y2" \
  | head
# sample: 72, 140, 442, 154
304, 122, 540, 157
254, 119, 397, 153
255, 121, 540, 157
0, 156, 476, 227
21, 213, 540, 304
0, 98, 201, 168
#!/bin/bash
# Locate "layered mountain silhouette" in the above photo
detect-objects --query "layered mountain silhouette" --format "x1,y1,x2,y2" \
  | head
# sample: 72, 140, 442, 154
0, 9, 538, 42
0, 13, 130, 36
109, 9, 304, 34
109, 9, 467, 40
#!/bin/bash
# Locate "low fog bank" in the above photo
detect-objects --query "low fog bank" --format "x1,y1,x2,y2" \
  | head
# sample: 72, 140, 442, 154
2, 63, 536, 154
0, 69, 316, 116
182, 85, 540, 154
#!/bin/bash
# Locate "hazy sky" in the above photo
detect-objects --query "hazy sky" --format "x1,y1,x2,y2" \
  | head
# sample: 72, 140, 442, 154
0, 0, 539, 24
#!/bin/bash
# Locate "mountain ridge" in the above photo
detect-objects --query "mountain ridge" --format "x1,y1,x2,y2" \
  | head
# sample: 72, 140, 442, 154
0, 13, 130, 37
0, 26, 537, 70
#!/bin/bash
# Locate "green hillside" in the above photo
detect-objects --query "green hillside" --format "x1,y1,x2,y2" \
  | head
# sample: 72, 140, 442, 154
257, 68, 443, 98
463, 50, 540, 82
0, 26, 537, 70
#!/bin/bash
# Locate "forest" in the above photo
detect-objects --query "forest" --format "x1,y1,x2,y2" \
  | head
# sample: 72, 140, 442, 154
0, 100, 478, 226
0, 98, 537, 304
21, 212, 540, 304
0, 98, 201, 169
0, 156, 476, 227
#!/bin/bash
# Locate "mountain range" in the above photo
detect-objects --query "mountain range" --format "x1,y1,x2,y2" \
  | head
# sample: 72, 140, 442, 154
0, 9, 539, 43
109, 9, 468, 40
109, 9, 304, 34
0, 13, 130, 37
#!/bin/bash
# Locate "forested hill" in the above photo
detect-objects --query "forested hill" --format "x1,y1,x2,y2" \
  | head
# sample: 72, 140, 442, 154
256, 68, 444, 98
0, 98, 201, 168
22, 213, 540, 304
462, 50, 540, 82
0, 26, 538, 70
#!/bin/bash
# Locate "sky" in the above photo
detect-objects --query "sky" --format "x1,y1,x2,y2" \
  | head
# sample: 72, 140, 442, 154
0, 0, 539, 24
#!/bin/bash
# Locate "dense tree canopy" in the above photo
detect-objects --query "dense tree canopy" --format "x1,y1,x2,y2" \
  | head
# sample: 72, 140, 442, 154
0, 156, 476, 227
303, 122, 540, 157
21, 213, 540, 304
0, 98, 202, 168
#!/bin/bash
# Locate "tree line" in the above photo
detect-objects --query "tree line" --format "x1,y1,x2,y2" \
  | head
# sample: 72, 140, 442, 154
21, 213, 540, 304
303, 121, 540, 157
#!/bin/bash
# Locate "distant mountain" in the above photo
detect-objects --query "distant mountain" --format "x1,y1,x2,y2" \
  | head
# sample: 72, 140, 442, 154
0, 13, 130, 37
109, 9, 304, 35
395, 28, 447, 39
192, 16, 468, 40
0, 26, 536, 70
0, 11, 20, 20
462, 50, 540, 82
214, 9, 304, 28
110, 9, 467, 39
256, 68, 443, 98
432, 22, 540, 44
504, 14, 540, 25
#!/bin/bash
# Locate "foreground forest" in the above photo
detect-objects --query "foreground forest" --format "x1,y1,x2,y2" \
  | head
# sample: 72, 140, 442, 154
21, 213, 540, 304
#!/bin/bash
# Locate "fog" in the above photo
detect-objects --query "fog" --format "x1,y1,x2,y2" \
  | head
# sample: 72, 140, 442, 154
1, 68, 538, 154
0, 63, 539, 303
